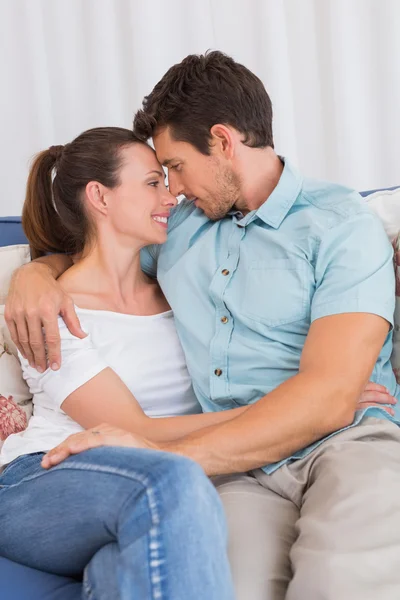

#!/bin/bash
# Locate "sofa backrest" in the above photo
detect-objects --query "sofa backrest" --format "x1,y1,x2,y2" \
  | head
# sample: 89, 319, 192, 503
1, 185, 400, 249
0, 217, 27, 247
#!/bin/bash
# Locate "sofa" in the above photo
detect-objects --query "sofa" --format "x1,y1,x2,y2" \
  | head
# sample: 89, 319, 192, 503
1, 188, 400, 599
0, 218, 83, 600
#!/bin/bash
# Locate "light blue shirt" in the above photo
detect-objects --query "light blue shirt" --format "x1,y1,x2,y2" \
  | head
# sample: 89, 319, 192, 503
141, 158, 399, 473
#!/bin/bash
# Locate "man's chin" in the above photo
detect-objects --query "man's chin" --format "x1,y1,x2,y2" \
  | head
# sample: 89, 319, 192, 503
197, 204, 226, 221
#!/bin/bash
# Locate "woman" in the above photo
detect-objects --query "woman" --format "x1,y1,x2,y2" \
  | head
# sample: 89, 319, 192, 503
0, 127, 240, 600
0, 127, 394, 600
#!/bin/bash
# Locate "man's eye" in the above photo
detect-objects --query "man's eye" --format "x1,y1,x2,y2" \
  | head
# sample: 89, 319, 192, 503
171, 164, 182, 172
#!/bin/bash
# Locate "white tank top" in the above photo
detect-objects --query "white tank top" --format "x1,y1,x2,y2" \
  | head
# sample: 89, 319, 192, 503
0, 308, 201, 466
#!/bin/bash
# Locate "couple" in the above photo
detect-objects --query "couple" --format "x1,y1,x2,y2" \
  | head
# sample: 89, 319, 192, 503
1, 51, 400, 600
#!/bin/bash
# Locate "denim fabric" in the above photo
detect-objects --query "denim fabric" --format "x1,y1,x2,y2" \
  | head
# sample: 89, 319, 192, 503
0, 449, 234, 600
0, 555, 82, 600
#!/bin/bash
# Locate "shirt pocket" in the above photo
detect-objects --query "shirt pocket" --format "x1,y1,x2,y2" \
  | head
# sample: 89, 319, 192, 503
242, 258, 308, 328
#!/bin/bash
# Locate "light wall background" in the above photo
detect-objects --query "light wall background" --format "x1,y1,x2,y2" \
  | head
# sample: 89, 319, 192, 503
1, 0, 399, 217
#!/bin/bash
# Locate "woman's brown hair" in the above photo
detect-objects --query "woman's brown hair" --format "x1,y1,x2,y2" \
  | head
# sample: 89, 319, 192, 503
22, 127, 141, 259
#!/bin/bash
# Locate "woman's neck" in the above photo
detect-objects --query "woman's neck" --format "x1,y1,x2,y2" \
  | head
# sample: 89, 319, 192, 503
59, 239, 157, 313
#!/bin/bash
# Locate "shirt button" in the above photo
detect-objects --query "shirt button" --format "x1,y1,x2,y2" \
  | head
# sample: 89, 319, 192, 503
221, 316, 229, 324
214, 368, 223, 377
221, 269, 230, 276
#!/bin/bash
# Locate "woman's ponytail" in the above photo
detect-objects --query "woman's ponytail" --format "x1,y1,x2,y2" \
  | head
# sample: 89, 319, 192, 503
22, 127, 141, 260
22, 145, 70, 259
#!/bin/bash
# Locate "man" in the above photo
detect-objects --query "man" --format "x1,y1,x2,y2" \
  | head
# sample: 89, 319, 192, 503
6, 51, 400, 599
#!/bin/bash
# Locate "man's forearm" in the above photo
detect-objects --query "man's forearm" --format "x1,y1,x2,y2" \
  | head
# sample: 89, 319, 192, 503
161, 372, 358, 476
141, 406, 248, 443
33, 254, 73, 279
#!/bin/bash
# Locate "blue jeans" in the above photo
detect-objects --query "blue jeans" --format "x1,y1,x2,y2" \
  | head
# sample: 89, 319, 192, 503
0, 448, 235, 600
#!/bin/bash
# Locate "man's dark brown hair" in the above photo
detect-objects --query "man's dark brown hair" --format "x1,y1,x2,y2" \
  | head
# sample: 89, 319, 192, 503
133, 50, 274, 154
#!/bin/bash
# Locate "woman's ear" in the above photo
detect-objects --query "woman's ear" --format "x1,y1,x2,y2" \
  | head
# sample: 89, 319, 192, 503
85, 181, 108, 216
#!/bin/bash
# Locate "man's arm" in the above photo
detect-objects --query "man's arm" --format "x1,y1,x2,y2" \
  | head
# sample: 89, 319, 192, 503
41, 315, 394, 470
5, 245, 159, 371
160, 312, 389, 475
161, 210, 396, 475
34, 254, 73, 278
4, 254, 84, 371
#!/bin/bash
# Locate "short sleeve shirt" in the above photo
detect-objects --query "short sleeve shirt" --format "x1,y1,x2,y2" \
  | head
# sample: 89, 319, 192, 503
141, 158, 398, 473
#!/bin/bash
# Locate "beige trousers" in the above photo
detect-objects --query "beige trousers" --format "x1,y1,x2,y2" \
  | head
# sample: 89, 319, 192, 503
213, 417, 400, 600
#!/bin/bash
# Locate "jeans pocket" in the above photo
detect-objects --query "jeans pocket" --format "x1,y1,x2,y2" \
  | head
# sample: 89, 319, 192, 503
0, 452, 45, 487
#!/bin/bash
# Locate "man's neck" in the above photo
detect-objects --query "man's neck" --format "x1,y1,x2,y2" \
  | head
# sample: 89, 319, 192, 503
234, 148, 284, 215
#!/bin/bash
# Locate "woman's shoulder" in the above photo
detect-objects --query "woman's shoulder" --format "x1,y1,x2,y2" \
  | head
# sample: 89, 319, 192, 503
58, 266, 109, 312
58, 263, 104, 306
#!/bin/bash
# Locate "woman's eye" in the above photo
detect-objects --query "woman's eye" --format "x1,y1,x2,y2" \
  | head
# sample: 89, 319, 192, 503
149, 181, 159, 187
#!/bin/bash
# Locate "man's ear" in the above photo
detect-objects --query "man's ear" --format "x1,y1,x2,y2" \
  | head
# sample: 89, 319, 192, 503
210, 124, 235, 159
85, 181, 108, 216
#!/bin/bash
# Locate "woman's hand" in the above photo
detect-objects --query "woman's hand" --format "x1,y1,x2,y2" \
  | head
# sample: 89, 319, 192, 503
357, 381, 396, 416
41, 424, 159, 469
4, 260, 85, 372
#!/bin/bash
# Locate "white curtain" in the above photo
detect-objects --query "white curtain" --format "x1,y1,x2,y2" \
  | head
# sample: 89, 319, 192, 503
1, 0, 399, 217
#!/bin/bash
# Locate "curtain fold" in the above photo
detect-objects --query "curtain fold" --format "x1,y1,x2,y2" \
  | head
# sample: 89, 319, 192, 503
1, 0, 399, 216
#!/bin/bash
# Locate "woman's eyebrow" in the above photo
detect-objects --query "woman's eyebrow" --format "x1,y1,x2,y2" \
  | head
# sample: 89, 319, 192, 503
146, 169, 165, 178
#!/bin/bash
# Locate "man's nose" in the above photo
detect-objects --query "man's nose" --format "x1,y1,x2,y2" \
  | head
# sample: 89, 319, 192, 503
168, 173, 184, 198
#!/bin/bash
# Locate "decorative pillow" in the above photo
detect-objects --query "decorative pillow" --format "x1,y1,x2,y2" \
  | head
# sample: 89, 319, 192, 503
366, 187, 400, 241
0, 323, 32, 443
391, 232, 400, 384
0, 244, 32, 448
364, 189, 400, 383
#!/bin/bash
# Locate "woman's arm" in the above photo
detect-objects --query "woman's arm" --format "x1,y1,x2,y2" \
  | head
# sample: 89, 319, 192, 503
61, 367, 248, 442
43, 379, 397, 470
61, 369, 395, 444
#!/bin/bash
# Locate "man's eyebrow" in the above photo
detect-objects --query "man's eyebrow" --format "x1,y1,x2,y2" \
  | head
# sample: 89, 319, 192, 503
162, 158, 178, 167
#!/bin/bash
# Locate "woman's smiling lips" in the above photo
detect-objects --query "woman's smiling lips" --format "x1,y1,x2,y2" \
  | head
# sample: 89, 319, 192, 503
152, 213, 169, 228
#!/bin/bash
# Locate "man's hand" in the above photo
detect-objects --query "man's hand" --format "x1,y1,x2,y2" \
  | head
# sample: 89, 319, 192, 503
41, 424, 158, 469
358, 381, 396, 416
4, 262, 85, 372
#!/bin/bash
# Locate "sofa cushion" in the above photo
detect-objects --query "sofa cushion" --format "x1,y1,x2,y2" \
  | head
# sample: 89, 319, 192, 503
362, 188, 400, 385
364, 187, 400, 240
0, 324, 31, 444
0, 245, 32, 448
0, 244, 30, 305
391, 232, 400, 384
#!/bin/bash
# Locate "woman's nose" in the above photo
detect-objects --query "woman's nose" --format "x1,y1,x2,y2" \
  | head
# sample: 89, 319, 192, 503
162, 189, 178, 207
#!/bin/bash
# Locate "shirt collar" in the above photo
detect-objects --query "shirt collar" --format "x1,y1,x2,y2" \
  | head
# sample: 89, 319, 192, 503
229, 157, 303, 229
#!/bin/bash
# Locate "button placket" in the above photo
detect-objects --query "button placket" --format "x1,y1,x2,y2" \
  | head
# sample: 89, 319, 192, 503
208, 224, 246, 405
